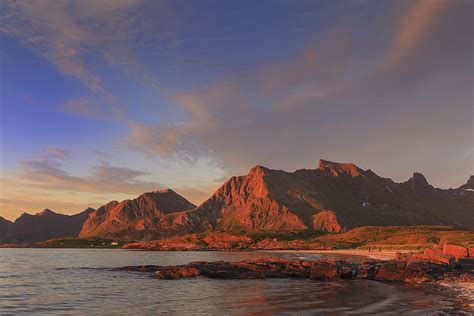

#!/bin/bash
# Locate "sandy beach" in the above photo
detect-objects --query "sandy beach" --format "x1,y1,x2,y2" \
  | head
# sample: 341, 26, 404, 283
274, 249, 414, 260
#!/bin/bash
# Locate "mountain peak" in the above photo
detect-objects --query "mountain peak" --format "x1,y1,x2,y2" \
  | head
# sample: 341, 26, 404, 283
316, 159, 363, 177
153, 188, 175, 194
407, 172, 431, 191
248, 165, 270, 176
460, 175, 474, 190
38, 209, 57, 216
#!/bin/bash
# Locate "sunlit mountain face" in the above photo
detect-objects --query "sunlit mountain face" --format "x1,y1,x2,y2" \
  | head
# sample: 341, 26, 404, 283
0, 0, 472, 221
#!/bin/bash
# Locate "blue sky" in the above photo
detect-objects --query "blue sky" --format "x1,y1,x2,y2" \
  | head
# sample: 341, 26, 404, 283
0, 0, 472, 220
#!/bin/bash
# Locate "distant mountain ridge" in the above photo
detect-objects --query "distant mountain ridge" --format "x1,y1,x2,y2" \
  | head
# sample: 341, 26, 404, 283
1, 159, 473, 243
0, 208, 94, 243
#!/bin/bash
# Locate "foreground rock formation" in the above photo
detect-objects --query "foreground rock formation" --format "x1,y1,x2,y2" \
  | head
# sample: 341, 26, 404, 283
115, 256, 474, 284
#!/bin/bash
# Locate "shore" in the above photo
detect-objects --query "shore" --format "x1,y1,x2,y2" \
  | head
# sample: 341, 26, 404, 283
275, 249, 414, 260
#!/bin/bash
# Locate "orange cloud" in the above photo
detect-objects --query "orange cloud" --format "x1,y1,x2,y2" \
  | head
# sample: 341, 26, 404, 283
382, 0, 450, 72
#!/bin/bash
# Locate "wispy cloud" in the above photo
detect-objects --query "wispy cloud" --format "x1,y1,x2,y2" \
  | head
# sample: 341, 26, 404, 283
121, 0, 472, 185
2, 147, 164, 196
381, 0, 450, 72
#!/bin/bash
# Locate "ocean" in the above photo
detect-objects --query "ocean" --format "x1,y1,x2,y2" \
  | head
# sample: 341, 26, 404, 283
0, 249, 472, 315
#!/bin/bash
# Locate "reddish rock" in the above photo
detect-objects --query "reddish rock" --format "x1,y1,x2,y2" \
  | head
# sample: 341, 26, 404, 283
356, 262, 379, 279
155, 267, 200, 279
153, 258, 312, 280
396, 252, 456, 268
467, 246, 474, 257
374, 261, 433, 283
424, 247, 443, 256
312, 211, 343, 233
443, 244, 468, 258
116, 257, 473, 285
309, 261, 339, 281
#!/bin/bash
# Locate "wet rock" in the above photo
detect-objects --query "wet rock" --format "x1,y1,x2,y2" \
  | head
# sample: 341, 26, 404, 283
116, 257, 473, 285
374, 261, 436, 283
338, 266, 356, 279
153, 258, 312, 280
310, 261, 339, 281
155, 267, 200, 279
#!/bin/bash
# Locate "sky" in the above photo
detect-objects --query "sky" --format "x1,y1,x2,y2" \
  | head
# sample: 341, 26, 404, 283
0, 0, 472, 221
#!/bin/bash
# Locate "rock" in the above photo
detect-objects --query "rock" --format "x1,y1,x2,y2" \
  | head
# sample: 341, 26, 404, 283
457, 257, 474, 268
338, 266, 355, 279
155, 267, 200, 279
467, 245, 474, 257
116, 257, 473, 285
375, 261, 430, 283
310, 261, 339, 281
424, 247, 443, 256
396, 252, 456, 268
312, 211, 344, 233
443, 244, 469, 258
152, 258, 312, 280
356, 262, 379, 279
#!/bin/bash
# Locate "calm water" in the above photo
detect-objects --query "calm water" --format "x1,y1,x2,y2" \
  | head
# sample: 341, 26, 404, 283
0, 249, 472, 315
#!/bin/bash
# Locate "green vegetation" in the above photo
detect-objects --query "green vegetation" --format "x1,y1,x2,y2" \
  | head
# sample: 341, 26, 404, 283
215, 229, 330, 241
313, 226, 474, 250
9, 225, 473, 251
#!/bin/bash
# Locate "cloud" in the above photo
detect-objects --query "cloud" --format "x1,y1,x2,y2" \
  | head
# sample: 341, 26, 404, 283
60, 97, 103, 118
0, 0, 170, 119
42, 147, 72, 161
3, 148, 164, 196
121, 1, 473, 188
382, 0, 450, 72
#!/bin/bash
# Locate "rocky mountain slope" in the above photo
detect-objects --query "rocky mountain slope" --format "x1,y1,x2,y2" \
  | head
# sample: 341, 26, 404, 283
2, 159, 472, 243
0, 208, 94, 243
79, 189, 196, 240
183, 159, 474, 233
0, 216, 13, 241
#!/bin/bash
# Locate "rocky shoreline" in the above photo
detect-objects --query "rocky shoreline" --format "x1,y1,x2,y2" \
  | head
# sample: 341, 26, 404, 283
115, 255, 474, 285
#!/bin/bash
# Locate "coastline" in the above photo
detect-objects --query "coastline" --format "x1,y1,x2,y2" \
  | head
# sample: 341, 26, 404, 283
271, 249, 413, 260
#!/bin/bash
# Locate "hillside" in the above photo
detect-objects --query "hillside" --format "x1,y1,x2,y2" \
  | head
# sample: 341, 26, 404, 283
123, 225, 474, 251
79, 189, 196, 240
2, 159, 473, 243
182, 159, 474, 233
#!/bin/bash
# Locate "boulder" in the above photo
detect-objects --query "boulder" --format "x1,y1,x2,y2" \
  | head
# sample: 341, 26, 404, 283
423, 247, 443, 256
338, 266, 355, 279
374, 261, 434, 283
468, 246, 474, 257
443, 244, 469, 258
310, 261, 338, 281
155, 267, 200, 279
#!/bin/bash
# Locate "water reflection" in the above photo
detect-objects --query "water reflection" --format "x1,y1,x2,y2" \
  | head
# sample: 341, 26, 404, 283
0, 249, 471, 314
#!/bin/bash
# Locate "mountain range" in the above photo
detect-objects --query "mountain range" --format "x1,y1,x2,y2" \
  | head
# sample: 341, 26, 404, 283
1, 159, 473, 243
